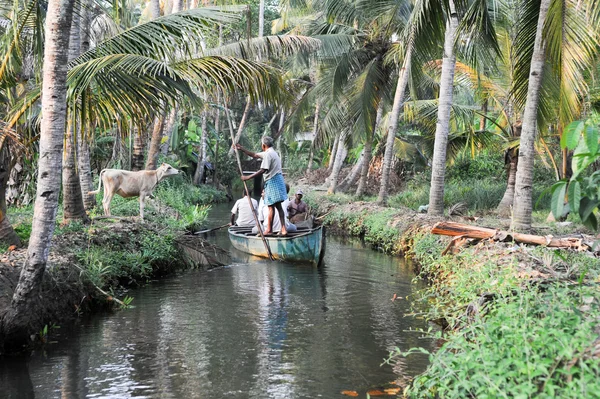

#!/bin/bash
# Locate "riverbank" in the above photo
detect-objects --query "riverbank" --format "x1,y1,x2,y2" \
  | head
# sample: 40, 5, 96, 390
0, 179, 229, 354
302, 188, 600, 398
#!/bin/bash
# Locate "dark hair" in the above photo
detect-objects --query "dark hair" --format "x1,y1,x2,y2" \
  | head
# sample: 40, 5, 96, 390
285, 183, 290, 194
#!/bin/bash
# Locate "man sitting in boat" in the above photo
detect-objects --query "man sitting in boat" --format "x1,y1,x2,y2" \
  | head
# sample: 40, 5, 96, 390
230, 189, 258, 227
288, 189, 308, 224
253, 189, 297, 234
236, 136, 288, 236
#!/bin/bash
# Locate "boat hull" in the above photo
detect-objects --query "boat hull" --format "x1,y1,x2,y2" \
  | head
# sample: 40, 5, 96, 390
228, 226, 325, 265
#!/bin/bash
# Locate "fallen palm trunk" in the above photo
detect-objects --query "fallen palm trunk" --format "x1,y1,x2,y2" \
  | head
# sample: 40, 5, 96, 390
431, 221, 592, 251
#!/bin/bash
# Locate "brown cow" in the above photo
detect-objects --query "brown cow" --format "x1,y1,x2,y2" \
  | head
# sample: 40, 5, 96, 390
89, 163, 180, 220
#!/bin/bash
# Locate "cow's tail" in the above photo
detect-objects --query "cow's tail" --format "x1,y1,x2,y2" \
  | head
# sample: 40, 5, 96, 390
88, 169, 106, 195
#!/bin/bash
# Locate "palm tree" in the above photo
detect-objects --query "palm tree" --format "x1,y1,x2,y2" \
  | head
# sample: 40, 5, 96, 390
426, 0, 459, 215
62, 4, 88, 222
511, 0, 551, 230
2, 0, 76, 347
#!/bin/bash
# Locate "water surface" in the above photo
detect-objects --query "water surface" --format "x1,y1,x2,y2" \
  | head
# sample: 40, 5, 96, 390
1, 203, 432, 398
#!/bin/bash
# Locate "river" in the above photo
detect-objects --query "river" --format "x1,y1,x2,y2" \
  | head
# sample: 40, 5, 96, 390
0, 203, 433, 398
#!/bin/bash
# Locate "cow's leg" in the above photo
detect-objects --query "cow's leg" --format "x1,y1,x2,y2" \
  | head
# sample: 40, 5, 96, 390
103, 190, 115, 216
102, 182, 115, 216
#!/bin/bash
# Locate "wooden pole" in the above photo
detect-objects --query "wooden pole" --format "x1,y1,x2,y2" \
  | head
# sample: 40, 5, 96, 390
224, 104, 274, 261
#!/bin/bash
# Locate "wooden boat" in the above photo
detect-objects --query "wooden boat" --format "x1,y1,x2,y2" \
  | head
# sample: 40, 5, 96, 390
228, 225, 326, 265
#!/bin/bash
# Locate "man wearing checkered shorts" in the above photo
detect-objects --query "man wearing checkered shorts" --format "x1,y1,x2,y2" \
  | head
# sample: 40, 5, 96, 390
236, 136, 289, 236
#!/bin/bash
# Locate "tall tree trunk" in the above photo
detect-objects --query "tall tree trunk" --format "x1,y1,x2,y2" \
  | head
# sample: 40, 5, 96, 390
0, 145, 21, 247
512, 0, 551, 231
160, 108, 177, 155
306, 101, 320, 173
228, 99, 252, 156
327, 135, 339, 173
149, 0, 160, 19
62, 6, 88, 223
131, 127, 145, 171
357, 101, 384, 197
327, 133, 348, 194
497, 148, 519, 216
145, 114, 165, 170
172, 0, 183, 13
193, 110, 208, 185
78, 131, 95, 210
427, 2, 459, 216
258, 0, 265, 38
77, 0, 95, 210
377, 44, 413, 205
213, 99, 221, 187
479, 98, 488, 132
1, 0, 75, 350
338, 150, 364, 192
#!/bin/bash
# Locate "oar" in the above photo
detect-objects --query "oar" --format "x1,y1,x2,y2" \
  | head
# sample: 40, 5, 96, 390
224, 104, 274, 261
193, 223, 230, 235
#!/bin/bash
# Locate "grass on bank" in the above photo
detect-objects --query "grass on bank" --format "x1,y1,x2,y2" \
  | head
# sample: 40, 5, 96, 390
394, 232, 600, 398
3, 176, 226, 293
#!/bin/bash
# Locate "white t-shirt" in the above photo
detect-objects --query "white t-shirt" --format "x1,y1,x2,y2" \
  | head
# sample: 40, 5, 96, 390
258, 197, 291, 232
231, 197, 258, 226
258, 147, 283, 181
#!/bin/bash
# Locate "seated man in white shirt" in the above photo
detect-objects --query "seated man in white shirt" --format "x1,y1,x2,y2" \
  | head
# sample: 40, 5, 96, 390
252, 189, 297, 234
230, 189, 258, 227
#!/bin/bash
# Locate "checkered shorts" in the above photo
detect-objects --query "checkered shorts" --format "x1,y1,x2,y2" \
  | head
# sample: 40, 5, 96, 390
264, 173, 287, 206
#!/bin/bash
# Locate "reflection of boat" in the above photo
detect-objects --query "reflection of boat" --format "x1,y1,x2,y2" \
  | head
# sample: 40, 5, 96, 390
228, 226, 326, 265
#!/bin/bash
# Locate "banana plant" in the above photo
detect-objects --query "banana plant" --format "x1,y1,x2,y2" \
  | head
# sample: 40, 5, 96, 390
551, 117, 600, 230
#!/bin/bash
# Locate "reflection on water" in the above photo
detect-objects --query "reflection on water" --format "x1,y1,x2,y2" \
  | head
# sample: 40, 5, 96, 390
1, 204, 433, 398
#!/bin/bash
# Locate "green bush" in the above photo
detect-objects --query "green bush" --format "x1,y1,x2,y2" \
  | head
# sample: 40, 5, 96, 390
401, 284, 600, 398
389, 178, 552, 212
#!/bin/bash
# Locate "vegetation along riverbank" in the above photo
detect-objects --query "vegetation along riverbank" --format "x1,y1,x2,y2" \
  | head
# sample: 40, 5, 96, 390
301, 187, 600, 398
0, 178, 227, 354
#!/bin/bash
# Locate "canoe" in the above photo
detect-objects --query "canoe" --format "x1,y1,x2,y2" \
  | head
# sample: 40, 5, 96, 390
228, 225, 326, 265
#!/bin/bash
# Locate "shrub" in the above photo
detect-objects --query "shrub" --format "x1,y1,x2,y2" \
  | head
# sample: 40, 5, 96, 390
400, 284, 600, 399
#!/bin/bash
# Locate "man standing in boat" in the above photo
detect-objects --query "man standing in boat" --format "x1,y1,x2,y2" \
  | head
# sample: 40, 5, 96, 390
236, 136, 288, 236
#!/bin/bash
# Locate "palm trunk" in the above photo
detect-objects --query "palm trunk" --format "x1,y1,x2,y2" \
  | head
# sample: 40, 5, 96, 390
131, 127, 145, 171
145, 114, 165, 170
357, 101, 384, 197
497, 148, 518, 216
258, 0, 265, 38
160, 108, 177, 155
78, 132, 95, 210
213, 101, 221, 187
306, 102, 320, 172
62, 7, 87, 223
0, 145, 21, 247
427, 2, 459, 216
328, 135, 340, 173
193, 110, 208, 185
148, 0, 160, 19
172, 0, 183, 13
2, 0, 76, 350
228, 99, 252, 156
337, 150, 363, 192
512, 0, 551, 231
377, 44, 413, 205
327, 133, 348, 194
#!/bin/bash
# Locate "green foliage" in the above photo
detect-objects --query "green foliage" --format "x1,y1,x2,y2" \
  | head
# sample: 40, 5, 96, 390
445, 152, 505, 182
552, 118, 600, 230
400, 285, 600, 399
410, 233, 521, 324
13, 222, 32, 242
76, 229, 179, 288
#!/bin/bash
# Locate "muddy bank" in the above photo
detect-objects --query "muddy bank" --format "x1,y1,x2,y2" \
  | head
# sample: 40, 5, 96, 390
0, 218, 227, 354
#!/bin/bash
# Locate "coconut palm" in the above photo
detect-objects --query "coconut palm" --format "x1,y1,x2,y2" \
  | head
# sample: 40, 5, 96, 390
2, 0, 76, 348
